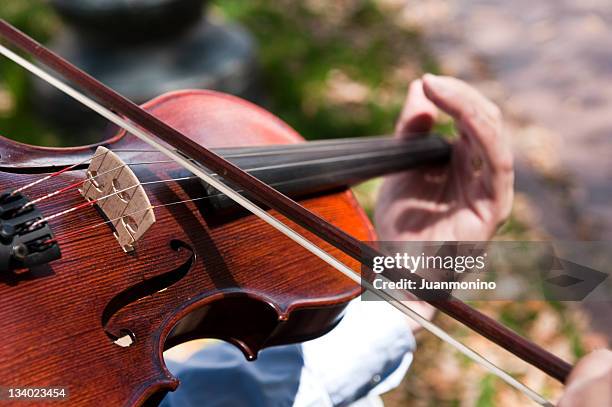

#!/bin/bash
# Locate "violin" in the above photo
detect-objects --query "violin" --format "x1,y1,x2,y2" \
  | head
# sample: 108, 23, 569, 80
0, 20, 571, 406
1, 87, 446, 405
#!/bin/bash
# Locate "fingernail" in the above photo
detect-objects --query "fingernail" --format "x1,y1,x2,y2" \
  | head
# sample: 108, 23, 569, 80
422, 74, 449, 96
423, 73, 443, 87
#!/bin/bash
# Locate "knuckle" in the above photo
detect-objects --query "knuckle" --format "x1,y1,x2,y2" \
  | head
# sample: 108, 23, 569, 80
496, 152, 514, 173
462, 104, 499, 134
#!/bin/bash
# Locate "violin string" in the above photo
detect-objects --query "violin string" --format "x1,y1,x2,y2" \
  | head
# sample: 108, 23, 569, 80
15, 151, 169, 206
44, 151, 439, 243
15, 132, 432, 204
114, 146, 429, 174
22, 160, 157, 207
10, 148, 112, 196
107, 133, 431, 157
23, 178, 87, 209
39, 155, 403, 235
24, 145, 418, 208
30, 176, 197, 229
47, 196, 206, 245
39, 148, 479, 243
23, 134, 431, 171
39, 164, 336, 233
126, 144, 426, 174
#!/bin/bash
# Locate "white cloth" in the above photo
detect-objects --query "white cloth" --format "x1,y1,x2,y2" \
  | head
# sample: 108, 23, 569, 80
161, 300, 415, 407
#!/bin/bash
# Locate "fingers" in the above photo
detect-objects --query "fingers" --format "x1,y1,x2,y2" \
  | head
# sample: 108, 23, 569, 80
395, 79, 438, 138
422, 74, 513, 221
567, 349, 612, 384
558, 349, 612, 407
422, 74, 512, 174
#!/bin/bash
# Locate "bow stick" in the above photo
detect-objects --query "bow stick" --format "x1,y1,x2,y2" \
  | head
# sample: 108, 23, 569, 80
0, 20, 571, 405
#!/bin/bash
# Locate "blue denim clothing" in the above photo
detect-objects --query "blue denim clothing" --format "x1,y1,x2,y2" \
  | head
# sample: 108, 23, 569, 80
161, 300, 415, 407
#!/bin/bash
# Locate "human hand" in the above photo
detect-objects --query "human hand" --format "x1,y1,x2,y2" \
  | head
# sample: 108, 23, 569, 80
558, 349, 612, 407
375, 74, 513, 241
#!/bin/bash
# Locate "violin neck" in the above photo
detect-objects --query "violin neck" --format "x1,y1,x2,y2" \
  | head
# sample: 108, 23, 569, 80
205, 135, 450, 211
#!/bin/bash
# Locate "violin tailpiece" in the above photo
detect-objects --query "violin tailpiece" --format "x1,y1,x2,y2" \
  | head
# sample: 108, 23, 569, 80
80, 146, 155, 252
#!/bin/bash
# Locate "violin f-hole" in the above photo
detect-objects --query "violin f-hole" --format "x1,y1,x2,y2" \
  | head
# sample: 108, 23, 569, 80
102, 240, 195, 345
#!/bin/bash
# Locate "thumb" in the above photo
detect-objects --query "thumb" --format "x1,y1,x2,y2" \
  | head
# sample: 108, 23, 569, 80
395, 79, 438, 138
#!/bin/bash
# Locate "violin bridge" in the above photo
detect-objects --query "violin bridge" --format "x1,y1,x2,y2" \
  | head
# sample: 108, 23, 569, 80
80, 146, 155, 252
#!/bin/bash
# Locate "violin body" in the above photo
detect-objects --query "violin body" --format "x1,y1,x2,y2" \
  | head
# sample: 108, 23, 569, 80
0, 91, 373, 405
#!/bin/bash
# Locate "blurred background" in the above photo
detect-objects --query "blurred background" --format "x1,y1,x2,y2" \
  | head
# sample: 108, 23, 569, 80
1, 1, 610, 405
